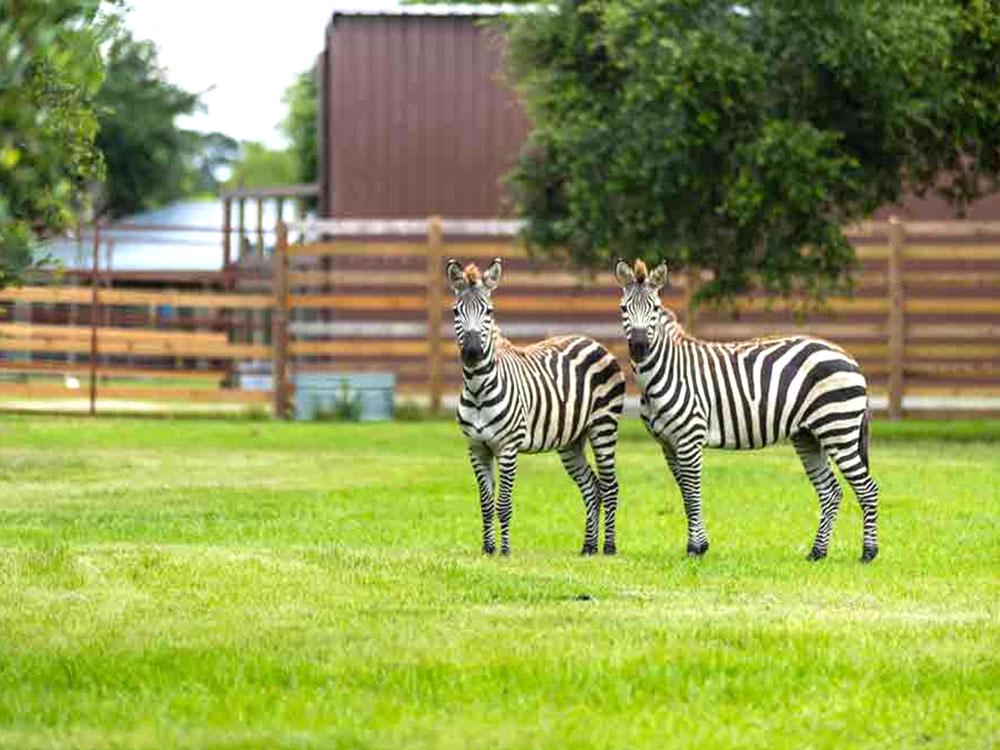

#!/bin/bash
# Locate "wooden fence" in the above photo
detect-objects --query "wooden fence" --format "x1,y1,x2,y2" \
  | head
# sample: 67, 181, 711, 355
0, 224, 273, 414
2, 217, 997, 418
276, 217, 1000, 420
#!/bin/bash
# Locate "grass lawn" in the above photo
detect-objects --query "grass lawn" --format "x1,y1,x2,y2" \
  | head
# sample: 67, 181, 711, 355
0, 416, 996, 749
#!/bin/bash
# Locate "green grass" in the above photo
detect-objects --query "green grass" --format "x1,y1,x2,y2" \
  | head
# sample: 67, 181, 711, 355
0, 416, 996, 749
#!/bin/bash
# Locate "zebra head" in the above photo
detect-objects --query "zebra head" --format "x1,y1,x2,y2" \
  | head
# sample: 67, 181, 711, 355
615, 258, 669, 362
447, 258, 502, 367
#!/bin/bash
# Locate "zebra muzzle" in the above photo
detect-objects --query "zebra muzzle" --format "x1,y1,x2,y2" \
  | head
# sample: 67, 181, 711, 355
628, 332, 649, 361
461, 332, 484, 365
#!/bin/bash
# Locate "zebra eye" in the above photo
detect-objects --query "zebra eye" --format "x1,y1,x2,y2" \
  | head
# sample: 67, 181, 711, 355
619, 305, 627, 312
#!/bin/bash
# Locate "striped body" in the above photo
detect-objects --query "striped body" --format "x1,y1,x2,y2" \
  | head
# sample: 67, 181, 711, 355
449, 258, 625, 555
636, 328, 869, 451
617, 260, 879, 562
458, 334, 624, 453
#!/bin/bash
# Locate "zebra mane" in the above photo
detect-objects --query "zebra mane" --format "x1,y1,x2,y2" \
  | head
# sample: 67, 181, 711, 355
634, 260, 648, 282
463, 263, 482, 285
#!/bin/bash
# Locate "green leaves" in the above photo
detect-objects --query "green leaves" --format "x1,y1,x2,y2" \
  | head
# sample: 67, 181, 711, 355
281, 68, 319, 186
506, 0, 1000, 304
95, 30, 202, 217
0, 0, 110, 285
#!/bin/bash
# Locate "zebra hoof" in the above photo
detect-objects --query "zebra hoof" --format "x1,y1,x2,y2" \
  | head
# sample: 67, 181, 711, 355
500, 548, 511, 557
602, 544, 617, 556
482, 544, 496, 556
580, 543, 598, 556
860, 546, 878, 563
686, 541, 709, 557
807, 547, 827, 561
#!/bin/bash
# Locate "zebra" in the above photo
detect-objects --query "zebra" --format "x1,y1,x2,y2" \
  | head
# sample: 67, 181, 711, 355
448, 258, 627, 556
615, 259, 879, 562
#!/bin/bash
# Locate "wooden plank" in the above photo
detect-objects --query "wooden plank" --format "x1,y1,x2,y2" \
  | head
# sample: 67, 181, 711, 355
0, 323, 226, 346
288, 292, 685, 313
903, 245, 1000, 261
0, 382, 269, 403
290, 339, 429, 357
906, 343, 1000, 359
902, 384, 1000, 398
0, 286, 272, 309
287, 269, 608, 288
287, 242, 429, 258
697, 322, 886, 340
2, 337, 268, 358
290, 266, 998, 290
906, 298, 1000, 314
286, 241, 528, 259
0, 361, 226, 381
851, 220, 1000, 238
908, 323, 1000, 339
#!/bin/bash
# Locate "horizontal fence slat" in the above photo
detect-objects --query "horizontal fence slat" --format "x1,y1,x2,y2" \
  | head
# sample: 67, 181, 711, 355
1, 337, 268, 359
0, 323, 226, 347
0, 361, 226, 382
0, 286, 272, 309
0, 382, 269, 404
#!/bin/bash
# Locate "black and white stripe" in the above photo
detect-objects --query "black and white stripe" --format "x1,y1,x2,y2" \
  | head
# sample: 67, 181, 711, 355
616, 260, 879, 562
449, 258, 626, 556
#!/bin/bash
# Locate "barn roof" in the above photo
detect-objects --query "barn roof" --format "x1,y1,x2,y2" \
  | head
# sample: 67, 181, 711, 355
330, 2, 530, 19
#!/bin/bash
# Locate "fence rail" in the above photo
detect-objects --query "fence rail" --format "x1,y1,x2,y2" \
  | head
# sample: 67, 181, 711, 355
2, 217, 997, 418
274, 216, 1000, 420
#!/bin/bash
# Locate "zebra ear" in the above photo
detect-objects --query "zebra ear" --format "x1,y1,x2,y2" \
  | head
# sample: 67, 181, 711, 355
446, 259, 466, 293
649, 263, 669, 291
482, 258, 502, 290
615, 259, 635, 287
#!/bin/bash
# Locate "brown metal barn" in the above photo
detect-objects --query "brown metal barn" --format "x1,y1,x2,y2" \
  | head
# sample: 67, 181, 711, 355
315, 3, 1000, 223
317, 4, 530, 219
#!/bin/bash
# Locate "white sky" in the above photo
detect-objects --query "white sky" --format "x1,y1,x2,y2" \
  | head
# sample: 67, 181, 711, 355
124, 1, 383, 148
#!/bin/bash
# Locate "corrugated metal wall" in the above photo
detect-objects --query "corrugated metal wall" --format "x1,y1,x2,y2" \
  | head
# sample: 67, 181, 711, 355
322, 15, 529, 218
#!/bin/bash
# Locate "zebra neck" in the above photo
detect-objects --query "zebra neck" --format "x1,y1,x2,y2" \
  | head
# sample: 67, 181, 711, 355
660, 315, 689, 346
461, 329, 502, 399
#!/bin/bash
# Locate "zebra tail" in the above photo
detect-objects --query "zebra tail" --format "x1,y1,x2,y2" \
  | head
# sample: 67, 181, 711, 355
860, 408, 872, 470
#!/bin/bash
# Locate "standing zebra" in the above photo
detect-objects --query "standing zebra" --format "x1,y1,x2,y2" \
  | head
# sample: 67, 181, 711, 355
448, 258, 626, 556
616, 259, 879, 562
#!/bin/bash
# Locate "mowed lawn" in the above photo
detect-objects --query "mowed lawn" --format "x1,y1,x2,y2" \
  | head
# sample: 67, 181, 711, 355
0, 416, 997, 750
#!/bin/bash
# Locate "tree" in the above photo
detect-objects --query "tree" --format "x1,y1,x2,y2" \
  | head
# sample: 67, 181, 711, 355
281, 68, 318, 185
0, 0, 111, 285
95, 30, 202, 217
226, 142, 297, 189
506, 0, 1000, 303
188, 131, 240, 195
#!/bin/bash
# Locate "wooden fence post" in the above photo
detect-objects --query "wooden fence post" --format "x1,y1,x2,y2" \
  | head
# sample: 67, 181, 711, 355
426, 216, 444, 413
88, 221, 101, 416
222, 197, 233, 287
272, 222, 290, 419
682, 270, 698, 336
887, 216, 905, 420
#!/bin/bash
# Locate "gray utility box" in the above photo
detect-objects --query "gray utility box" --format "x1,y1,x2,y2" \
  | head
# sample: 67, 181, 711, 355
293, 372, 396, 422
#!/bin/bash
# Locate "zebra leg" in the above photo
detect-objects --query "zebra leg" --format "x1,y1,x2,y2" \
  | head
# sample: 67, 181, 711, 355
662, 443, 709, 557
589, 421, 620, 555
828, 441, 879, 563
496, 448, 519, 556
792, 431, 843, 561
469, 443, 496, 555
558, 439, 601, 555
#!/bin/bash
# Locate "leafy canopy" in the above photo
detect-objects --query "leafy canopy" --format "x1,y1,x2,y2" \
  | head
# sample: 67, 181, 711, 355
0, 0, 111, 285
507, 0, 1000, 302
281, 68, 319, 186
226, 142, 297, 190
95, 30, 203, 216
